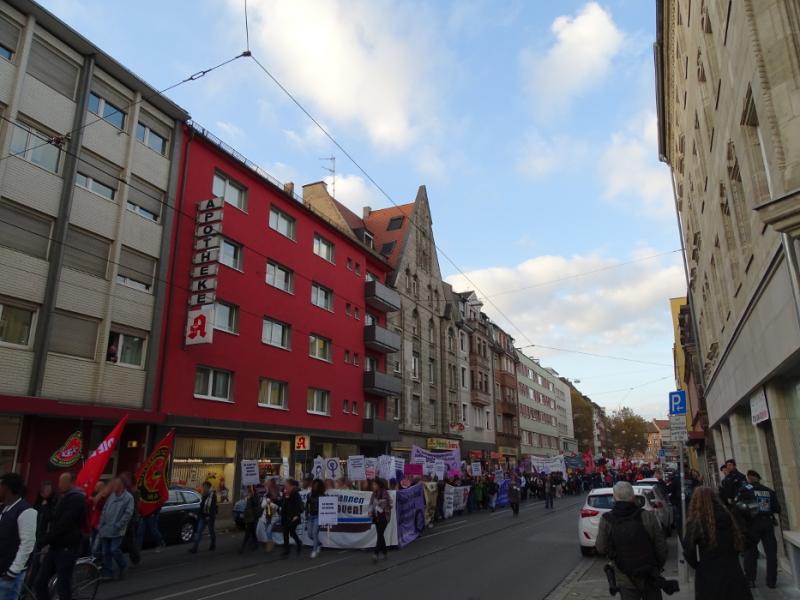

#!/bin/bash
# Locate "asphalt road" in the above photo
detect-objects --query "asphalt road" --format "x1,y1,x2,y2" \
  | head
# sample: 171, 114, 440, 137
98, 494, 587, 600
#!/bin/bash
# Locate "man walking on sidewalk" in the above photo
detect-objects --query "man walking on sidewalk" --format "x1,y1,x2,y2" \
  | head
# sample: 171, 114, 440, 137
743, 470, 780, 589
596, 482, 667, 599
0, 473, 37, 600
189, 482, 217, 554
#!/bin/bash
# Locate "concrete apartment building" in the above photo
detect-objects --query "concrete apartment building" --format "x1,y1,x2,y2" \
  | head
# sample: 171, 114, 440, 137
0, 0, 186, 479
590, 402, 608, 457
548, 368, 577, 453
517, 352, 561, 458
656, 0, 800, 566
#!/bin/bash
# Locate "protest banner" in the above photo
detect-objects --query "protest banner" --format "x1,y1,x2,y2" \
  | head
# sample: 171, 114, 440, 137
326, 457, 341, 480
444, 484, 455, 519
404, 463, 423, 477
378, 455, 394, 480
496, 478, 510, 508
471, 462, 482, 477
241, 459, 260, 486
318, 496, 338, 527
452, 485, 470, 513
135, 429, 175, 517
396, 483, 425, 547
433, 459, 446, 481
530, 455, 566, 474
422, 482, 438, 526
448, 469, 461, 479
312, 456, 326, 479
347, 455, 366, 481
393, 457, 405, 480
76, 415, 127, 495
410, 445, 461, 473
366, 467, 376, 480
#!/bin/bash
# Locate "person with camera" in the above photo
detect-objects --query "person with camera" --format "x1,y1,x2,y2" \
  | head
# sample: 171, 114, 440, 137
596, 482, 669, 599
742, 470, 780, 589
684, 486, 752, 599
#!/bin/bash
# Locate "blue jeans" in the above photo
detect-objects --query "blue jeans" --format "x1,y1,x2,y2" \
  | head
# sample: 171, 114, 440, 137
545, 493, 554, 509
308, 515, 320, 552
0, 571, 25, 600
191, 516, 216, 550
101, 536, 126, 577
138, 513, 164, 547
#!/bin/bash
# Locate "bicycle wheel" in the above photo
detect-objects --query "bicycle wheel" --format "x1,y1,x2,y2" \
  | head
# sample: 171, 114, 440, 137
70, 558, 101, 600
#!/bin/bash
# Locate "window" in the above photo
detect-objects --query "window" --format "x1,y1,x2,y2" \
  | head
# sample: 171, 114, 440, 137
344, 350, 351, 364
9, 121, 61, 172
392, 396, 401, 420
411, 395, 421, 425
364, 401, 375, 419
262, 318, 290, 349
365, 272, 376, 282
346, 258, 353, 270
380, 241, 395, 256
473, 406, 482, 428
355, 263, 361, 276
266, 261, 293, 292
411, 352, 419, 379
353, 352, 360, 366
214, 302, 239, 334
365, 356, 376, 372
387, 216, 403, 230
117, 247, 156, 291
87, 91, 126, 130
365, 313, 375, 326
135, 111, 170, 155
352, 401, 358, 415
309, 334, 332, 362
311, 283, 333, 311
212, 172, 246, 211
346, 304, 352, 316
268, 206, 295, 240
220, 239, 243, 270
106, 330, 145, 367
127, 176, 163, 221
63, 227, 110, 278
0, 201, 52, 259
428, 359, 436, 384
0, 16, 19, 61
0, 300, 35, 347
486, 410, 492, 430
393, 359, 401, 374
313, 234, 335, 263
26, 38, 78, 98
194, 367, 232, 402
461, 403, 468, 424
343, 399, 350, 413
50, 311, 98, 359
307, 388, 330, 415
354, 308, 360, 320
364, 232, 374, 249
258, 379, 288, 409
461, 367, 467, 388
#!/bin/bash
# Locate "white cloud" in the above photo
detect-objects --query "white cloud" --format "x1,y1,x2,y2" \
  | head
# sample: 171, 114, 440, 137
238, 0, 445, 149
521, 2, 623, 116
214, 120, 244, 142
516, 131, 589, 178
284, 124, 330, 150
600, 111, 674, 217
323, 174, 382, 215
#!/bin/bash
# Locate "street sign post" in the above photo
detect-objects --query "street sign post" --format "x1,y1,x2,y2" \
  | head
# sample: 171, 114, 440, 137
668, 391, 690, 585
669, 390, 687, 415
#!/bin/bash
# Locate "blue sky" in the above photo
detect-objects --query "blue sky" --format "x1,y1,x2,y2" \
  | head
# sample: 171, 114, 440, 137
43, 0, 685, 419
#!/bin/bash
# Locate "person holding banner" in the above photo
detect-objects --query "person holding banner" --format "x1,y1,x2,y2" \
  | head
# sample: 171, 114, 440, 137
306, 479, 325, 558
368, 479, 392, 563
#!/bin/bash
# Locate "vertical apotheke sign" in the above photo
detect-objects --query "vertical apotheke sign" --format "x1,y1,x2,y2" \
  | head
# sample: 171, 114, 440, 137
185, 197, 223, 345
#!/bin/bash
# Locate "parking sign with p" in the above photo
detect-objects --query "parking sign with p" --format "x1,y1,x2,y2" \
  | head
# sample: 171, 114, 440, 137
669, 390, 687, 415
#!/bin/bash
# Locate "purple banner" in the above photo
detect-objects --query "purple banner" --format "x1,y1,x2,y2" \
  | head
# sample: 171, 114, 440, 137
496, 478, 510, 508
410, 445, 462, 473
396, 483, 426, 547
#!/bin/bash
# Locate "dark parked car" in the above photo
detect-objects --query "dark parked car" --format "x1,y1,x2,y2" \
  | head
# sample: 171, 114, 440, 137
143, 487, 201, 545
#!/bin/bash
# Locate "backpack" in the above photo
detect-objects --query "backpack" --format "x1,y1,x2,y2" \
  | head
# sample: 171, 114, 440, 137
734, 483, 760, 519
605, 509, 659, 579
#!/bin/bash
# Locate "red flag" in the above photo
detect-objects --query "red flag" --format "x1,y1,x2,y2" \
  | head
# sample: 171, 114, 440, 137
76, 415, 128, 495
135, 429, 175, 517
583, 450, 595, 474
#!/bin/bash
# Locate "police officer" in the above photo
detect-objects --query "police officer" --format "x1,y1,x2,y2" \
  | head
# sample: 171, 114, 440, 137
719, 459, 747, 507
743, 470, 780, 589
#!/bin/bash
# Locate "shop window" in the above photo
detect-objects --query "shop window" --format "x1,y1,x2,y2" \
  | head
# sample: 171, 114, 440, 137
0, 415, 21, 474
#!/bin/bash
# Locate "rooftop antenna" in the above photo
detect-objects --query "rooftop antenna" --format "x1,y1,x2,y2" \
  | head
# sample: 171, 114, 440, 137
320, 156, 335, 198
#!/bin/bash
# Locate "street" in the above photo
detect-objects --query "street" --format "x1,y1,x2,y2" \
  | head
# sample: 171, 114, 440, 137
99, 495, 586, 600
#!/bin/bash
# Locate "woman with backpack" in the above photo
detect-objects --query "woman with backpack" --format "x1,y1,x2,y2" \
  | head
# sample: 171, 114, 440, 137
368, 478, 392, 563
683, 486, 753, 600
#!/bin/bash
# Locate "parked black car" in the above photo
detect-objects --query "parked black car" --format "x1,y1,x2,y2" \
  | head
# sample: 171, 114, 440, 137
142, 487, 201, 545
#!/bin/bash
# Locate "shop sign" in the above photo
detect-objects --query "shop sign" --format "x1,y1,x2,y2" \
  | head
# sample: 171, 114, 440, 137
188, 198, 223, 308
497, 446, 518, 456
426, 437, 460, 451
490, 452, 501, 460
750, 389, 769, 425
469, 450, 483, 459
185, 305, 214, 345
294, 435, 311, 451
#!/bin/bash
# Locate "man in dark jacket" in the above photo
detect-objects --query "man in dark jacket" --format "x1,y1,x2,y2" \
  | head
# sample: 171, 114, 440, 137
743, 470, 780, 589
189, 482, 217, 553
35, 472, 86, 600
596, 482, 668, 599
719, 459, 747, 507
280, 479, 303, 556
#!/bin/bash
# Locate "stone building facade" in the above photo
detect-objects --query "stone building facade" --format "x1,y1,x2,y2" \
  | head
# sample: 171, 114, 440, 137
490, 322, 520, 467
656, 0, 800, 571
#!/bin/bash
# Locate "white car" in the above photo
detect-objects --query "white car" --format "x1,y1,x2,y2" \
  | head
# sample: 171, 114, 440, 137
633, 479, 673, 532
578, 487, 658, 556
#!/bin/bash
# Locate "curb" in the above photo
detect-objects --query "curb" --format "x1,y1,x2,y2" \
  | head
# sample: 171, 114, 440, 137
543, 557, 595, 600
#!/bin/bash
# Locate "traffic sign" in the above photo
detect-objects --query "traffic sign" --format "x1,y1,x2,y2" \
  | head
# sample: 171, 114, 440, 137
658, 448, 666, 458
669, 390, 687, 415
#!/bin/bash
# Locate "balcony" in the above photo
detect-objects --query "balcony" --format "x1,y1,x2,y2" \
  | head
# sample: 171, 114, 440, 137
364, 370, 402, 397
497, 400, 518, 415
364, 324, 402, 353
496, 371, 517, 389
470, 389, 492, 407
365, 280, 401, 313
363, 417, 400, 441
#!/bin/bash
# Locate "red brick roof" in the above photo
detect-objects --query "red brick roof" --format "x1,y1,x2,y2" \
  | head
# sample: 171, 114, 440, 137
653, 419, 670, 431
363, 203, 415, 268
331, 198, 366, 233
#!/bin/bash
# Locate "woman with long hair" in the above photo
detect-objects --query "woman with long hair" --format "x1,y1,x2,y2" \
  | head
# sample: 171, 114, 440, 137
683, 486, 752, 599
306, 479, 325, 558
368, 478, 392, 563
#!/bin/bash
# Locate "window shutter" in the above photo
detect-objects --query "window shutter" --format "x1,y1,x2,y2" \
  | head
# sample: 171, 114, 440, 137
78, 151, 120, 192
0, 201, 51, 259
26, 38, 78, 99
63, 226, 110, 278
50, 312, 98, 358
119, 247, 155, 287
0, 16, 20, 53
138, 110, 171, 141
127, 176, 163, 217
91, 78, 130, 112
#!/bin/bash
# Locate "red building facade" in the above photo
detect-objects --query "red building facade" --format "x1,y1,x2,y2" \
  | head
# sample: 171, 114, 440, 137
154, 125, 401, 498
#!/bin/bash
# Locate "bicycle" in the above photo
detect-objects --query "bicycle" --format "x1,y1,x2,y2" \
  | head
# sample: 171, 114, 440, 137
20, 552, 101, 600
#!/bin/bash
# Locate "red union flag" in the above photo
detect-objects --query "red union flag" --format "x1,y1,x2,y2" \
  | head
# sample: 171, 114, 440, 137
76, 415, 128, 495
583, 450, 595, 474
135, 429, 175, 517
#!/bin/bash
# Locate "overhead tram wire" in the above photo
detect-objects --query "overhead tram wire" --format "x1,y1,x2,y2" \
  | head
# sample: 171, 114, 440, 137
515, 343, 672, 367
0, 52, 249, 165
583, 376, 673, 397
